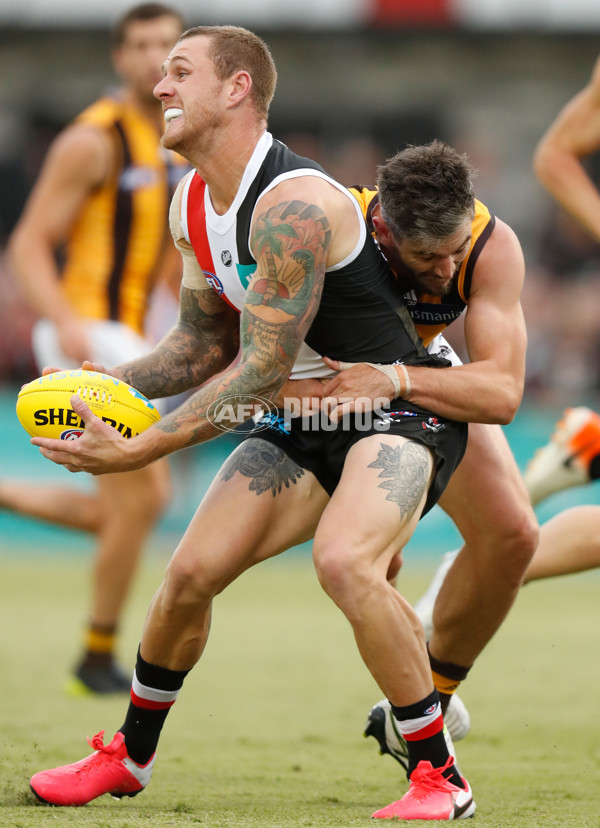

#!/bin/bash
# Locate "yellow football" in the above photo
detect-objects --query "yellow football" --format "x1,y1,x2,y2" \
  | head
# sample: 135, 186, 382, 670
16, 369, 160, 440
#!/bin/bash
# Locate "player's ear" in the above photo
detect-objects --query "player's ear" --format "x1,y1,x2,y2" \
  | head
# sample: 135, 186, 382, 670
227, 70, 252, 108
372, 214, 394, 246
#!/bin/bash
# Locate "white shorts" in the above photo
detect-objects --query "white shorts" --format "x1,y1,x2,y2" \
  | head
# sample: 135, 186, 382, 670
32, 319, 153, 371
427, 333, 463, 367
32, 319, 165, 413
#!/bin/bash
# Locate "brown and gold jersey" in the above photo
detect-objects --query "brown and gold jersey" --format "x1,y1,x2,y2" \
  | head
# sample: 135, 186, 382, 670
349, 185, 495, 346
60, 95, 190, 335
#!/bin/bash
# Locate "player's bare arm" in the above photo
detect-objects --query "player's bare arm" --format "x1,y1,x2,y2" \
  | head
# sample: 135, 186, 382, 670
118, 284, 240, 399
324, 219, 526, 425
31, 191, 334, 472
154, 195, 330, 445
7, 124, 112, 363
533, 55, 600, 241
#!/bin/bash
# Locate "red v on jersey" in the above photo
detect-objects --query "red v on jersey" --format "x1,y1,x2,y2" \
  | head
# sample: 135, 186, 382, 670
186, 174, 237, 310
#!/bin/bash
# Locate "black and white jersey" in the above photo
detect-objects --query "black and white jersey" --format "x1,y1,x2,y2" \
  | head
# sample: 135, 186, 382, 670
176, 132, 447, 379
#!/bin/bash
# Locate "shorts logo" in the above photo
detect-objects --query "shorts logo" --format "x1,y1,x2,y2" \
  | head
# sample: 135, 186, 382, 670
259, 412, 291, 435
375, 409, 417, 428
221, 250, 232, 266
423, 417, 444, 433
424, 704, 438, 715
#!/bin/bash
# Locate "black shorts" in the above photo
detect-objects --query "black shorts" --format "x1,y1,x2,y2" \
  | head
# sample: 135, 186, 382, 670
244, 400, 468, 517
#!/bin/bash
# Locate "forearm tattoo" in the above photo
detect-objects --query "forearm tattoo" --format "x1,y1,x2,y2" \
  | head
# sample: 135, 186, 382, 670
119, 287, 239, 399
368, 442, 430, 520
219, 439, 305, 496
241, 199, 330, 386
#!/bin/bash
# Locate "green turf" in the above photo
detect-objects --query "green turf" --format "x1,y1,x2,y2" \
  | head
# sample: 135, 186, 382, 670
1, 550, 600, 827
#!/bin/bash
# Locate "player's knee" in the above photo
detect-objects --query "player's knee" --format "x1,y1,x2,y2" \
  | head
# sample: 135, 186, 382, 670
509, 510, 540, 578
470, 500, 538, 556
313, 539, 372, 607
500, 506, 539, 567
162, 554, 219, 611
477, 507, 539, 587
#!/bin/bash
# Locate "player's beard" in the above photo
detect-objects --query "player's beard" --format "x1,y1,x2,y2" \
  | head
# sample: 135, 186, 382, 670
162, 100, 221, 156
400, 262, 457, 297
417, 275, 454, 297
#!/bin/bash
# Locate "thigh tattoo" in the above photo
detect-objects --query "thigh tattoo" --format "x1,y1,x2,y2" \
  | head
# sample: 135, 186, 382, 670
219, 439, 305, 496
368, 441, 430, 520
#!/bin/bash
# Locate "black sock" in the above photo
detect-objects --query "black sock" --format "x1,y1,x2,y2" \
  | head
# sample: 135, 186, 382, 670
120, 647, 190, 765
390, 690, 463, 788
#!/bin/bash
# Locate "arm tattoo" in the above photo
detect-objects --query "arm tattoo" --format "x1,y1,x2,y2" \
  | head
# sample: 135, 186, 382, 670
219, 439, 305, 496
368, 442, 430, 520
240, 200, 331, 391
154, 199, 332, 447
119, 286, 239, 399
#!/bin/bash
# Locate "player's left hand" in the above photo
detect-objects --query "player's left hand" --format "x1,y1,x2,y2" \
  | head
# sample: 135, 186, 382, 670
320, 357, 393, 423
31, 395, 140, 475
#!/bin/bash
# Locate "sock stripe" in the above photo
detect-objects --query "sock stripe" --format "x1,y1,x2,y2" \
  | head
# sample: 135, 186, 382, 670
130, 690, 177, 711
394, 699, 444, 741
403, 715, 444, 741
131, 670, 181, 708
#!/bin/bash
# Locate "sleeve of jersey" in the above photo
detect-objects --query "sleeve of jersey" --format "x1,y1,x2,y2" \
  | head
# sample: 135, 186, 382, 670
168, 177, 210, 292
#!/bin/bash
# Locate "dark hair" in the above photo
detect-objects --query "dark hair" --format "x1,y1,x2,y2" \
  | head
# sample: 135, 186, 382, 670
178, 25, 277, 119
112, 3, 185, 48
377, 140, 476, 245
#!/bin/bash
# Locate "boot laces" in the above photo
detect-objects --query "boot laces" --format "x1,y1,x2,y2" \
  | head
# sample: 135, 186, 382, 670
409, 756, 456, 800
87, 730, 125, 753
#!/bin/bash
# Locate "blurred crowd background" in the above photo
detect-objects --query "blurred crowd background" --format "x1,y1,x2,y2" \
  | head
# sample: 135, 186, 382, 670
2, 0, 600, 407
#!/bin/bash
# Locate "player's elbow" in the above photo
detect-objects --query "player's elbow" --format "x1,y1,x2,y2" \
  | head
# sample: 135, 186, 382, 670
532, 142, 565, 192
532, 141, 550, 183
492, 382, 522, 425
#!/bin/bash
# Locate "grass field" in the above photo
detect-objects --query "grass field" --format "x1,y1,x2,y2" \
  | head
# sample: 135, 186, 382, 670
1, 550, 600, 827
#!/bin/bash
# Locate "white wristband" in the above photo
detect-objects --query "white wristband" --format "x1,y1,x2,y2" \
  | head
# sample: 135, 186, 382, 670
396, 363, 411, 398
336, 360, 403, 398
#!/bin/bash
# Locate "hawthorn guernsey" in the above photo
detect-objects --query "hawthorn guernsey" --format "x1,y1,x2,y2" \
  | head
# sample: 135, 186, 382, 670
16, 369, 160, 441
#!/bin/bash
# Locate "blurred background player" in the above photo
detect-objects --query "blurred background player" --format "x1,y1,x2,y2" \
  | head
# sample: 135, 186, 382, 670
513, 54, 600, 585
528, 52, 600, 504
1, 3, 188, 694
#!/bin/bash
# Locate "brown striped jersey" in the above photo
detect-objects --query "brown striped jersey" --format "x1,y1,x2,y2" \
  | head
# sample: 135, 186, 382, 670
59, 94, 191, 335
349, 186, 495, 346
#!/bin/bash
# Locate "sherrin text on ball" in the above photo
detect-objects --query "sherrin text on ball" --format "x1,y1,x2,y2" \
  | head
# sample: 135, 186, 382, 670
16, 369, 160, 440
